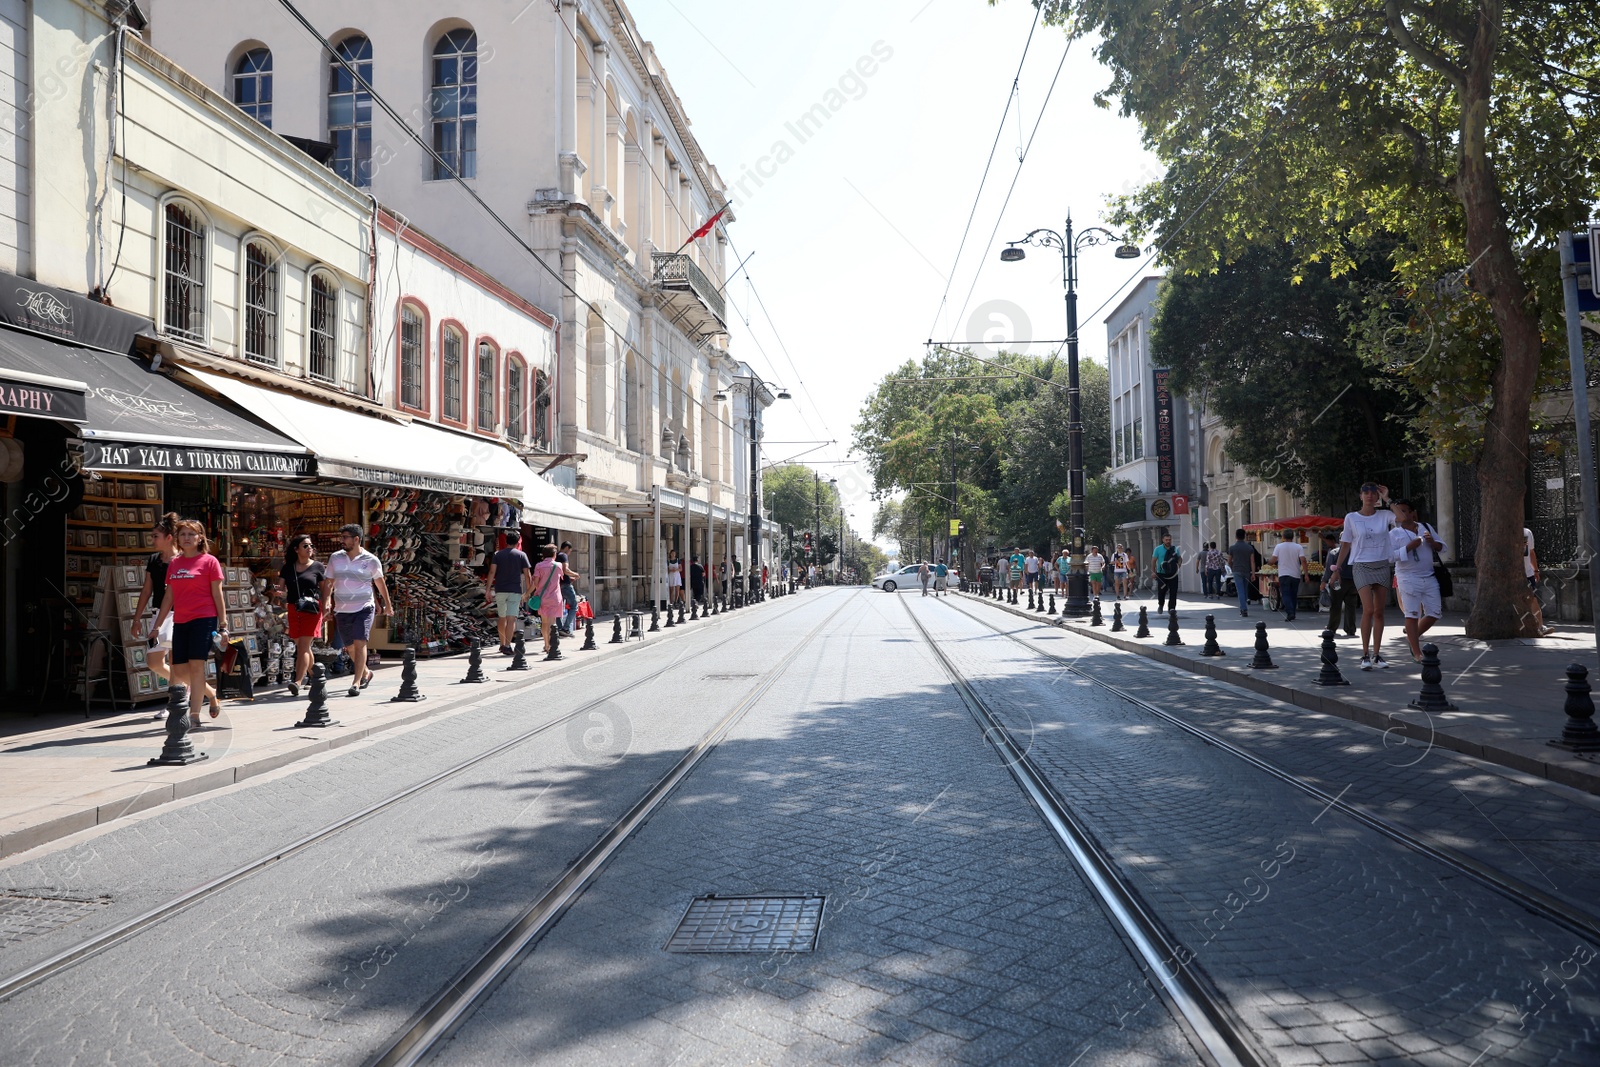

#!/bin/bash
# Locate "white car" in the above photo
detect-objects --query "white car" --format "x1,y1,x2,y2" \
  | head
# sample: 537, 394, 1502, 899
873, 564, 959, 592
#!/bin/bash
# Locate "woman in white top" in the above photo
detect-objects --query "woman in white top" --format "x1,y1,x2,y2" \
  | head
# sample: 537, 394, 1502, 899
1339, 482, 1397, 670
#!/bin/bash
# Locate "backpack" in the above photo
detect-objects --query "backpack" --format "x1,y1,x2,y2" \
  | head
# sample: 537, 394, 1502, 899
1157, 547, 1181, 577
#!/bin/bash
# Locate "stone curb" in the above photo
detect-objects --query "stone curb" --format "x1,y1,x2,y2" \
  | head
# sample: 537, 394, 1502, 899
957, 591, 1600, 797
0, 594, 809, 859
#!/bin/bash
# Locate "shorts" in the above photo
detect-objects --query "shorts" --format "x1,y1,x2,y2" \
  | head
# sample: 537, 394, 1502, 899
171, 616, 217, 665
335, 605, 375, 647
1027, 571, 1041, 585
1527, 576, 1539, 592
287, 606, 324, 640
934, 576, 947, 590
1089, 571, 1103, 583
1399, 577, 1442, 620
1352, 561, 1393, 589
494, 591, 523, 618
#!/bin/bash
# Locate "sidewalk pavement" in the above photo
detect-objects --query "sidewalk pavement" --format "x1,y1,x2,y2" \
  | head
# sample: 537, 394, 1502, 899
0, 607, 748, 860
967, 588, 1600, 795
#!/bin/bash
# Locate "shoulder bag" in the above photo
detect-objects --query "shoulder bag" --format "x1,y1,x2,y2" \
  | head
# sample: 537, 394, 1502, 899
1426, 525, 1453, 598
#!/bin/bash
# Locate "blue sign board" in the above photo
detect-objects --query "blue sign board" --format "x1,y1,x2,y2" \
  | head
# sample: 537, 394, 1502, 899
1574, 228, 1600, 313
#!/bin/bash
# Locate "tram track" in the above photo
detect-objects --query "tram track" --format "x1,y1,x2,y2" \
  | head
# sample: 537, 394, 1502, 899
365, 591, 859, 1067
900, 596, 1267, 1067
0, 589, 829, 1006
938, 593, 1600, 948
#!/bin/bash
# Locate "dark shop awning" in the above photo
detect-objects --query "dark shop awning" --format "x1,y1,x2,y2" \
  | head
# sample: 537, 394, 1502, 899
0, 327, 311, 476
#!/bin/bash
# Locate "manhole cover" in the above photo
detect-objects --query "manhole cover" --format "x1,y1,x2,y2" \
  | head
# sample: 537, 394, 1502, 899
665, 894, 824, 954
0, 892, 110, 947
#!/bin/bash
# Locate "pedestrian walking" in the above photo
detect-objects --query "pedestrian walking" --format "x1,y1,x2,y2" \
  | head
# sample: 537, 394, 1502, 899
1111, 544, 1134, 600
150, 519, 226, 724
1227, 530, 1259, 617
1084, 545, 1106, 599
979, 557, 995, 595
1051, 548, 1066, 593
530, 544, 565, 655
1388, 498, 1447, 661
1008, 548, 1025, 591
1152, 534, 1182, 613
326, 523, 392, 696
1524, 527, 1554, 635
1339, 482, 1396, 670
558, 541, 581, 636
279, 533, 329, 693
1202, 542, 1225, 598
934, 558, 949, 596
1321, 533, 1358, 637
690, 556, 706, 605
485, 530, 533, 654
131, 513, 219, 717
1024, 549, 1042, 590
1271, 535, 1306, 621
918, 559, 931, 596
667, 549, 684, 608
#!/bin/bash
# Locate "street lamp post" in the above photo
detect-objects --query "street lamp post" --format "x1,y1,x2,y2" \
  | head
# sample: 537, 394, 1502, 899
1001, 212, 1139, 616
715, 373, 790, 603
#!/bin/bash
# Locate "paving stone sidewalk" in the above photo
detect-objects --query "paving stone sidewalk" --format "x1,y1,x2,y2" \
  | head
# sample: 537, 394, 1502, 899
0, 599, 795, 859
967, 589, 1600, 794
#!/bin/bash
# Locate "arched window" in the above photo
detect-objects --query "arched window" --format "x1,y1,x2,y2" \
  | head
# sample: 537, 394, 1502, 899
441, 326, 464, 421
329, 35, 373, 187
476, 340, 496, 431
162, 202, 206, 342
507, 357, 525, 440
243, 242, 280, 366
430, 29, 477, 180
399, 303, 425, 409
534, 368, 551, 447
233, 48, 273, 127
308, 273, 338, 382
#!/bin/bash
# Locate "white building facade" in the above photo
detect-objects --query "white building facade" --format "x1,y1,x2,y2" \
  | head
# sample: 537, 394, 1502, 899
145, 0, 771, 608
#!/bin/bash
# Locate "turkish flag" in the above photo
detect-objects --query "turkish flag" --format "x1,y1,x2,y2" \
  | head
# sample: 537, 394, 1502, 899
1172, 495, 1190, 514
690, 207, 727, 241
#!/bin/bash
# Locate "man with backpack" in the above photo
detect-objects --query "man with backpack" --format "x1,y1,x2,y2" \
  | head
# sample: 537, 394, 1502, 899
1152, 533, 1183, 613
933, 558, 949, 597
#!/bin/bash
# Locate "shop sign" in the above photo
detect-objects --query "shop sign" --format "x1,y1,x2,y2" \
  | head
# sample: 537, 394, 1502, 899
0, 270, 150, 353
317, 460, 515, 497
0, 377, 86, 422
1152, 366, 1176, 493
82, 439, 312, 476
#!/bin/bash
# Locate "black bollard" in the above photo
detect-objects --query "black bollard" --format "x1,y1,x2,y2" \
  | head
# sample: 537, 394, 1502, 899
1248, 623, 1278, 669
1164, 607, 1185, 646
392, 646, 428, 700
664, 602, 676, 628
1135, 606, 1151, 639
1048, 593, 1058, 616
649, 604, 661, 632
678, 602, 687, 625
545, 624, 564, 662
297, 663, 341, 725
1316, 630, 1349, 686
1111, 603, 1125, 633
1027, 587, 1036, 611
580, 618, 598, 651
504, 630, 531, 672
1091, 598, 1103, 627
1010, 587, 1018, 606
690, 600, 699, 620
460, 640, 488, 683
1551, 663, 1600, 751
148, 684, 207, 766
610, 615, 624, 644
1200, 615, 1225, 657
1409, 643, 1457, 711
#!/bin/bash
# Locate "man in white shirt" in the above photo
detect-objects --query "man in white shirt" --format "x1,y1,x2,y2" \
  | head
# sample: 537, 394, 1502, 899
1271, 536, 1306, 622
1389, 498, 1447, 659
1024, 550, 1042, 589
324, 524, 393, 697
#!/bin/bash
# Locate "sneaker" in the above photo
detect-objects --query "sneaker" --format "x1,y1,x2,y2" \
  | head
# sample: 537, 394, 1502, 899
152, 708, 167, 721
347, 685, 359, 697
499, 645, 513, 656
1360, 656, 1373, 671
1374, 656, 1389, 669
286, 678, 300, 698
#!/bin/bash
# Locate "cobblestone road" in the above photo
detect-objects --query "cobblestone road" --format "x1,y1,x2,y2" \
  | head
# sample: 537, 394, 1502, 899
915, 596, 1600, 1066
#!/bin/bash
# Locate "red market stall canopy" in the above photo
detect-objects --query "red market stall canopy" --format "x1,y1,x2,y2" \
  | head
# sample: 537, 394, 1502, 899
1243, 516, 1345, 532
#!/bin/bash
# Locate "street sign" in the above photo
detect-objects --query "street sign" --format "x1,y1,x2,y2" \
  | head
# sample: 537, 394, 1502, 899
1575, 229, 1600, 312
949, 519, 960, 536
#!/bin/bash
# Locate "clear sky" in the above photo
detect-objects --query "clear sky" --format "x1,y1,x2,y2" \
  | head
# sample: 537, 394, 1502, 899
631, 0, 1162, 540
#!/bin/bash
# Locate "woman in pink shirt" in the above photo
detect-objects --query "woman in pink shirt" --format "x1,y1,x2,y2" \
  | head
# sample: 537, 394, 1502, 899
531, 544, 566, 658
151, 519, 227, 724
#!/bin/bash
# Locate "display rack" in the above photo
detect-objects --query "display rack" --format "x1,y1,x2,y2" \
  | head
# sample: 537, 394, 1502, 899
65, 473, 162, 703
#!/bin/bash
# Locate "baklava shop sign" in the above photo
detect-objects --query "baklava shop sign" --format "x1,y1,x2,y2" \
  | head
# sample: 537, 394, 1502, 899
83, 440, 312, 476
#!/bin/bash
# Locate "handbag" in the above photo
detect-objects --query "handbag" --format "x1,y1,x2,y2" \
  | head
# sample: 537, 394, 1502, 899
1433, 563, 1453, 599
295, 595, 320, 615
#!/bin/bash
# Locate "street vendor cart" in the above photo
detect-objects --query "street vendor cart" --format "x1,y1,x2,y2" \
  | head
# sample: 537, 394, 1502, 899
1242, 516, 1345, 613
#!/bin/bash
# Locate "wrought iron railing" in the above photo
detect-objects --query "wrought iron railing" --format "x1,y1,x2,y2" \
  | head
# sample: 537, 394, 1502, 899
652, 253, 726, 326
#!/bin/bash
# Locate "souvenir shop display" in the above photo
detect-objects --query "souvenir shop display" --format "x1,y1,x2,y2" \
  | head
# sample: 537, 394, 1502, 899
368, 488, 508, 656
68, 473, 163, 703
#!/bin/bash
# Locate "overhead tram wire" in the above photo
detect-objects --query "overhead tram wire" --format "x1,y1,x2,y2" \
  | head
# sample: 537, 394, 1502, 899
924, 2, 1042, 345
273, 0, 756, 445
944, 33, 1075, 344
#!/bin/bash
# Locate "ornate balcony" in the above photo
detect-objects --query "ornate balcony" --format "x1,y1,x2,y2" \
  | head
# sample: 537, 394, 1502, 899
652, 252, 726, 338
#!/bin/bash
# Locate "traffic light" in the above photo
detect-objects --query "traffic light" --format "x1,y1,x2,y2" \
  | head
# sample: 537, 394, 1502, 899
803, 531, 813, 557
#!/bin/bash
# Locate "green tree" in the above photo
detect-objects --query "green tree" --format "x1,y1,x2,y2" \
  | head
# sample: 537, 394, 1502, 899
1153, 241, 1420, 512
1038, 0, 1600, 635
763, 463, 840, 541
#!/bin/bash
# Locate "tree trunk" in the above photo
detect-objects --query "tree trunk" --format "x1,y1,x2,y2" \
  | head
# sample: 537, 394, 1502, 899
1459, 1, 1538, 639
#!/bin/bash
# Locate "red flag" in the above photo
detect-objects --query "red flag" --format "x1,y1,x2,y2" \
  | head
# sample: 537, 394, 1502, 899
690, 207, 727, 241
